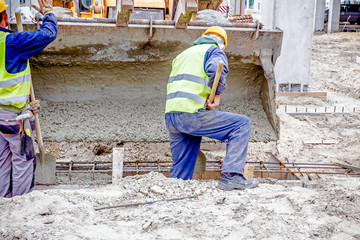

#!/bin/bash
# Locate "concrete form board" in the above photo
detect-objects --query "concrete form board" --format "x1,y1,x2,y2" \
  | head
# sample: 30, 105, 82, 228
269, 0, 315, 92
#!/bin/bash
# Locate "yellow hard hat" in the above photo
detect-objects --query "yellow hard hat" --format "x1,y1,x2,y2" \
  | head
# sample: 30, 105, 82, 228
0, 0, 7, 13
203, 26, 228, 49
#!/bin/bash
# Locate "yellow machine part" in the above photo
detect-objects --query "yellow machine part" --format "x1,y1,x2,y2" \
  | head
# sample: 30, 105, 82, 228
81, 0, 106, 18
134, 0, 166, 8
80, 11, 92, 17
105, 0, 116, 7
53, 0, 77, 17
69, 2, 77, 16
133, 0, 168, 20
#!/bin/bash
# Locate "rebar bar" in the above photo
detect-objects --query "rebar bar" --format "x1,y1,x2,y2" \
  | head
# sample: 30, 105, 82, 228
255, 170, 360, 175
55, 160, 359, 180
94, 195, 198, 211
256, 166, 343, 170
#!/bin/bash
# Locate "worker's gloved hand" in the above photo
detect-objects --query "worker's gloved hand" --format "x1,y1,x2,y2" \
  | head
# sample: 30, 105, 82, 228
205, 95, 221, 110
32, 0, 55, 16
29, 100, 40, 114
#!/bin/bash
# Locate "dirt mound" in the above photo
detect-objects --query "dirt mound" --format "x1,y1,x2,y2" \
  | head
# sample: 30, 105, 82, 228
0, 172, 359, 239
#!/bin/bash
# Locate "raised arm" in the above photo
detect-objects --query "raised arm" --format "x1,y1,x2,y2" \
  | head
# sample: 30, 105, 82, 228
6, 13, 57, 61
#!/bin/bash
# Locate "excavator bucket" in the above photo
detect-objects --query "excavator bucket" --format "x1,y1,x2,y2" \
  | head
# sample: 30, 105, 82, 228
11, 1, 282, 147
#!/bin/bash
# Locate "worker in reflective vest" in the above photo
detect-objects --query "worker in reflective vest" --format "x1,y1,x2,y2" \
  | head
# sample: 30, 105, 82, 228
0, 0, 57, 197
165, 26, 259, 190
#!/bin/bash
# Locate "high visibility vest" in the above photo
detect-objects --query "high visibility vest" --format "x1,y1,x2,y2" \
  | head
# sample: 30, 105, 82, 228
166, 44, 213, 113
0, 32, 31, 111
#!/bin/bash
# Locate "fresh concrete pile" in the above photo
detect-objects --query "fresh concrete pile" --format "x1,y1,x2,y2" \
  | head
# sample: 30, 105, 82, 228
0, 172, 359, 239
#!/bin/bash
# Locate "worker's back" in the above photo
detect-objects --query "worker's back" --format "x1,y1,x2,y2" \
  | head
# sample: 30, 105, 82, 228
165, 44, 214, 114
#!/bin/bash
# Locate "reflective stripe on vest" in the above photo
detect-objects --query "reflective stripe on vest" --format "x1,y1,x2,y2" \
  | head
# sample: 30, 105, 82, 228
0, 74, 31, 88
166, 91, 207, 105
168, 73, 210, 88
165, 44, 213, 113
0, 95, 29, 105
0, 32, 31, 110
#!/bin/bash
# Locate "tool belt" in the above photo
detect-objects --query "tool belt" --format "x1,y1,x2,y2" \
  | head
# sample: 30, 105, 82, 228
0, 111, 35, 160
0, 119, 22, 134
22, 118, 36, 160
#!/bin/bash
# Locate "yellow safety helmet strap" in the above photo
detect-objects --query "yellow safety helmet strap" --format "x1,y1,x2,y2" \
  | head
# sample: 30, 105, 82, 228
0, 0, 8, 13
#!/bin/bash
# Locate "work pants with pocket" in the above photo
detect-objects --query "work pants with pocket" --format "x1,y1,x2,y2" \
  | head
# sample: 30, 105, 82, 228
0, 109, 35, 198
165, 108, 251, 180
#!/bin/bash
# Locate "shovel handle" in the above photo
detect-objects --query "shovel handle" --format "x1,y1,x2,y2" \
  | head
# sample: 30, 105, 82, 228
16, 12, 44, 153
30, 85, 44, 152
15, 12, 23, 32
208, 60, 224, 104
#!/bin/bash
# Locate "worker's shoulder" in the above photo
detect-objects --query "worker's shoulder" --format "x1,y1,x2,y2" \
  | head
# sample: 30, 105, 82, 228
0, 27, 12, 34
0, 28, 13, 44
185, 44, 216, 54
206, 45, 227, 58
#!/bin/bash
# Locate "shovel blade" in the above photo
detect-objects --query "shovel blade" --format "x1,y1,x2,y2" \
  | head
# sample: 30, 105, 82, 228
35, 152, 56, 185
194, 150, 206, 174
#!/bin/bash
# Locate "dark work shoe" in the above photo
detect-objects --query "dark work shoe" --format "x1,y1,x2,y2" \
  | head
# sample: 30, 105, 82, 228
218, 173, 259, 191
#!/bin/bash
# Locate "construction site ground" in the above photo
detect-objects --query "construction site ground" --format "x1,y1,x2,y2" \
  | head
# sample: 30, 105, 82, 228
0, 32, 360, 239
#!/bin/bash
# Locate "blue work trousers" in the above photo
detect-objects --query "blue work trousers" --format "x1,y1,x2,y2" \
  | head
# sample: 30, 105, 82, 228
165, 108, 251, 180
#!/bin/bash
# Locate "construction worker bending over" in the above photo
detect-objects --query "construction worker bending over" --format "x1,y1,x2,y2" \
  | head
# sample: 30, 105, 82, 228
165, 26, 259, 190
0, 0, 57, 197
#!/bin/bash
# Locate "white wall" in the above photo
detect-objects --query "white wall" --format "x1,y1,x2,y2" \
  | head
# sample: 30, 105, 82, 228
261, 0, 275, 28
262, 0, 315, 92
5, 0, 19, 18
315, 0, 325, 31
230, 0, 245, 15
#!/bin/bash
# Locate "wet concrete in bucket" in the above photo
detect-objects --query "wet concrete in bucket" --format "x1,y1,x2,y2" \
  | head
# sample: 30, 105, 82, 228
31, 59, 276, 142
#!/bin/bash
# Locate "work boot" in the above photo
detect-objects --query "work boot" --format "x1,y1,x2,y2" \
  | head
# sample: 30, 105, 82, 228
218, 173, 259, 191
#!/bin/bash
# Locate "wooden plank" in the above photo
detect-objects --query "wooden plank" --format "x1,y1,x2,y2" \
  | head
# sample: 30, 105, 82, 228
198, 0, 222, 10
193, 165, 254, 180
244, 165, 254, 179
168, 0, 174, 20
277, 91, 327, 100
193, 171, 221, 180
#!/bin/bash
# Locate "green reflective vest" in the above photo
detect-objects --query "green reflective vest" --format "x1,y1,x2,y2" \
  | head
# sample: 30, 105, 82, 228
166, 44, 213, 113
0, 32, 31, 111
